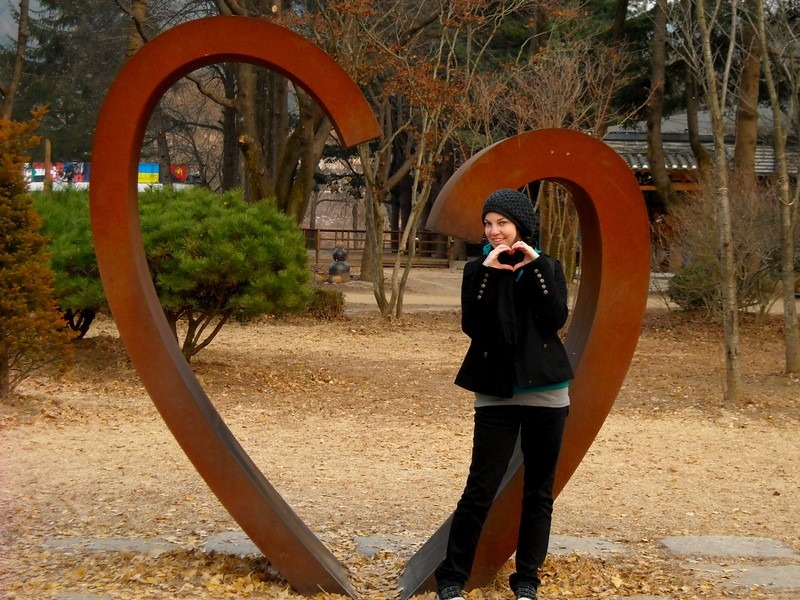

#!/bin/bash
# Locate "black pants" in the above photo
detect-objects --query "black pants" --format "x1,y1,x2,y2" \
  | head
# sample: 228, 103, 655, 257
435, 404, 569, 594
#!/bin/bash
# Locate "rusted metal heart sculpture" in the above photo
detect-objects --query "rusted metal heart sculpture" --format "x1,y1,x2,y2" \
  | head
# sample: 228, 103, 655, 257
89, 17, 380, 597
400, 129, 650, 597
89, 16, 649, 599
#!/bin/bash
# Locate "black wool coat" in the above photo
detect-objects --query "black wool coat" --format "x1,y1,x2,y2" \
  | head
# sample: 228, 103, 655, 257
454, 253, 575, 398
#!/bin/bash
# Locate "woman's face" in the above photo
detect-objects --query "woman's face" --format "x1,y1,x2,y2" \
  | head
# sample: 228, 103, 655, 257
483, 211, 520, 248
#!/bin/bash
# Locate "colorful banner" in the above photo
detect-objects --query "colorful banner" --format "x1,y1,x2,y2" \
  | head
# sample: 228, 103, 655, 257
23, 162, 89, 183
23, 163, 192, 186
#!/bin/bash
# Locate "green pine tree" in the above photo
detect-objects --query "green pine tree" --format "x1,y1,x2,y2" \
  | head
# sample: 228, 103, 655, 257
139, 187, 313, 361
34, 189, 106, 337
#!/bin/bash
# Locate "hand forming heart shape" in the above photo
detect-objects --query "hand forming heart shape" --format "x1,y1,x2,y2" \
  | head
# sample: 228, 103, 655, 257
496, 248, 526, 266
89, 17, 650, 599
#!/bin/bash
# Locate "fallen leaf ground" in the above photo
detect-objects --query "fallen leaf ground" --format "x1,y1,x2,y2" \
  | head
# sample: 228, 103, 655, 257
1, 271, 798, 599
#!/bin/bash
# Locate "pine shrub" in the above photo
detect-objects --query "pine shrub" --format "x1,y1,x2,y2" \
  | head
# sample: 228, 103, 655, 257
138, 187, 312, 359
37, 186, 313, 359
34, 189, 105, 336
0, 112, 75, 397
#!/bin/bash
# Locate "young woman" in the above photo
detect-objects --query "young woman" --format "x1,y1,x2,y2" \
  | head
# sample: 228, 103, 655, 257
435, 188, 574, 600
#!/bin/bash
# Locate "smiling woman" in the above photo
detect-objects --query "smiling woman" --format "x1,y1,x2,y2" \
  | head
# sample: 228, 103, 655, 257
405, 128, 651, 599
433, 188, 574, 600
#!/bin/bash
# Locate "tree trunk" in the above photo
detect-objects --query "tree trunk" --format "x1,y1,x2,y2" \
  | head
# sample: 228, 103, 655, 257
681, 0, 711, 173
610, 0, 629, 45
685, 66, 711, 170
357, 97, 394, 286
778, 176, 800, 373
358, 144, 387, 309
647, 0, 679, 210
236, 63, 274, 203
0, 340, 9, 399
754, 0, 800, 373
43, 138, 52, 193
153, 106, 173, 186
714, 159, 741, 401
126, 0, 147, 56
696, 0, 741, 401
263, 72, 288, 182
527, 6, 549, 57
276, 91, 330, 222
732, 11, 760, 182
1, 0, 29, 119
221, 66, 240, 191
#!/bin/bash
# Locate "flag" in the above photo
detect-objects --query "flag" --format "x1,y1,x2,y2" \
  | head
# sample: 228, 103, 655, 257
138, 163, 159, 184
170, 164, 188, 182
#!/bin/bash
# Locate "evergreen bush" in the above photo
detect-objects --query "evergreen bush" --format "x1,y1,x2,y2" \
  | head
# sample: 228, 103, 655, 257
139, 187, 312, 359
0, 111, 75, 397
34, 189, 105, 336
37, 187, 313, 359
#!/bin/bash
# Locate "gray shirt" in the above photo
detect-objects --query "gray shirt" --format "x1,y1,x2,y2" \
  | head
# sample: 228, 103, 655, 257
474, 385, 570, 409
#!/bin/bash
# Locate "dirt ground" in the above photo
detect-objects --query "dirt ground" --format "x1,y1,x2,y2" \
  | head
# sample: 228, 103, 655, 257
1, 267, 798, 599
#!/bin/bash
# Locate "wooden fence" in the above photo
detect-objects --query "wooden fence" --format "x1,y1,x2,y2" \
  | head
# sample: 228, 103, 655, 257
304, 228, 453, 267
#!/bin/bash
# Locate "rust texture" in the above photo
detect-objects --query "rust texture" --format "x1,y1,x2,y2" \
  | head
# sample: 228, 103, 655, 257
89, 17, 379, 597
400, 128, 650, 598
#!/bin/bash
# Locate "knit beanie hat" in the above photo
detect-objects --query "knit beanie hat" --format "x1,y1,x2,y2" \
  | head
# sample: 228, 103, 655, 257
481, 188, 538, 241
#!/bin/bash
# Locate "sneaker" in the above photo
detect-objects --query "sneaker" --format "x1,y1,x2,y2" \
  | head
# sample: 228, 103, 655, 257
438, 585, 465, 600
516, 585, 538, 600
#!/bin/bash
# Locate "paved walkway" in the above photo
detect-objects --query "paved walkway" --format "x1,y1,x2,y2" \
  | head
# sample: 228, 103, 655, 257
45, 532, 800, 598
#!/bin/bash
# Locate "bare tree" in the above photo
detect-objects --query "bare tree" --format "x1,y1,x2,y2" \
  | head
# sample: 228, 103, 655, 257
754, 0, 800, 373
692, 0, 742, 401
159, 74, 228, 188
314, 0, 533, 316
122, 0, 177, 186
1, 0, 30, 119
681, 0, 713, 172
110, 0, 329, 215
212, 0, 331, 215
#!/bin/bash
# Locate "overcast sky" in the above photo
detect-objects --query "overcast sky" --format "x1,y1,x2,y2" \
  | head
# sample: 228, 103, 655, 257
0, 1, 40, 48
0, 2, 15, 44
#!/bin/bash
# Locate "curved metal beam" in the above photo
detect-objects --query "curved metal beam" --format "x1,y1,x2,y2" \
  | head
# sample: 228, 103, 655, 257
89, 16, 379, 597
